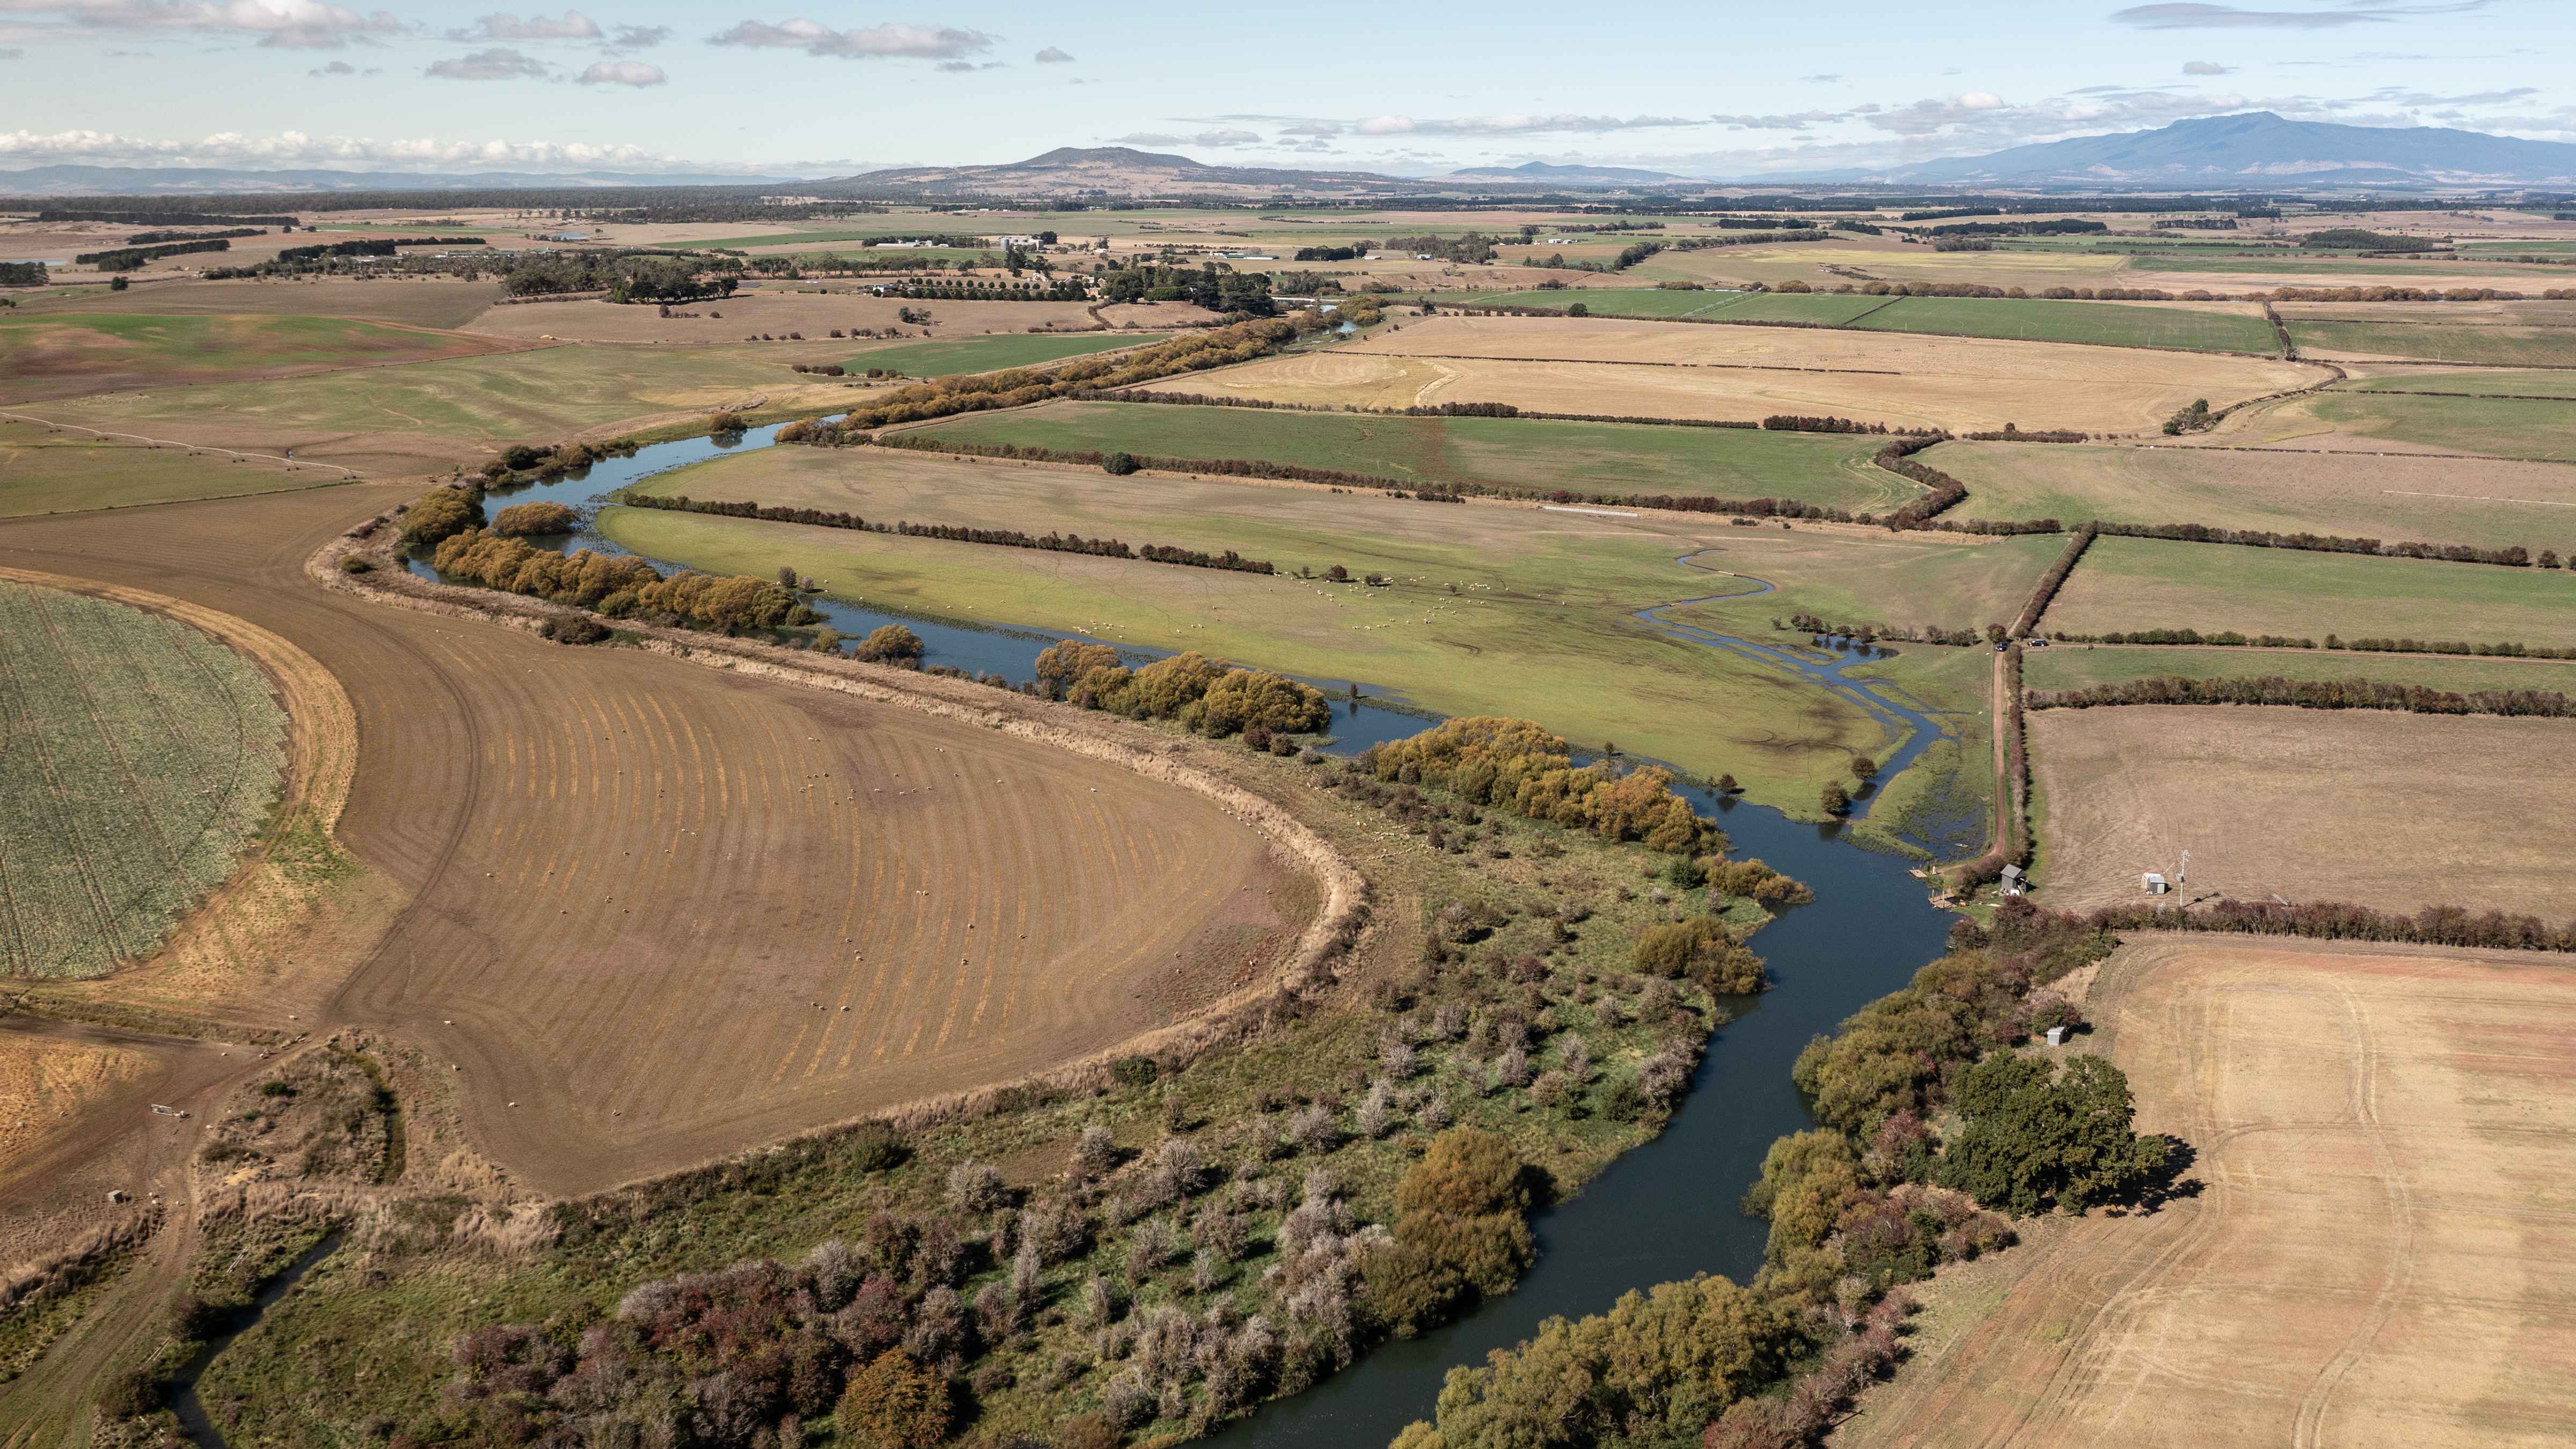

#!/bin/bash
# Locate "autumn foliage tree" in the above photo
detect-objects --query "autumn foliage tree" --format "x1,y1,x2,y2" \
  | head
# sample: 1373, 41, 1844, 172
836, 1349, 952, 1447
1359, 1129, 1533, 1336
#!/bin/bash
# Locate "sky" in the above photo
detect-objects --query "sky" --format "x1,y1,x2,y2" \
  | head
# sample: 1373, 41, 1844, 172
0, 0, 2567, 178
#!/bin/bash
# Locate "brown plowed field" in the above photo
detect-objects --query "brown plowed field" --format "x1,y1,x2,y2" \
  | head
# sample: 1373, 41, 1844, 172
1153, 316, 2320, 434
2026, 706, 2576, 919
0, 484, 1306, 1196
1833, 935, 2576, 1449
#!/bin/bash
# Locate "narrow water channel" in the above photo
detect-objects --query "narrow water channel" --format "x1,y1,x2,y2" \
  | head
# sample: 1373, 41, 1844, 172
406, 421, 1963, 1446
169, 1233, 343, 1449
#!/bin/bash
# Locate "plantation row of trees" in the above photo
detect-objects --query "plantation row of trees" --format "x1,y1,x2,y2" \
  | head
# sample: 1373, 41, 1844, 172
123, 226, 265, 245
622, 493, 1279, 575
38, 208, 293, 226
2092, 517, 2546, 567
1916, 218, 2107, 238
867, 276, 1089, 302
274, 236, 479, 265
1029, 641, 1328, 738
500, 251, 738, 302
1384, 233, 1501, 263
2027, 672, 2576, 719
2043, 626, 2576, 660
785, 317, 1313, 442
2300, 228, 2438, 251
0, 262, 45, 286
73, 238, 230, 269
1399, 903, 2170, 1449
2081, 897, 2576, 953
1097, 261, 1276, 312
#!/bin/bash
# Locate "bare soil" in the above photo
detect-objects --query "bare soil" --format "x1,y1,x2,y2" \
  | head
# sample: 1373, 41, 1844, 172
0, 482, 1320, 1197
1834, 935, 2576, 1449
2026, 705, 2576, 918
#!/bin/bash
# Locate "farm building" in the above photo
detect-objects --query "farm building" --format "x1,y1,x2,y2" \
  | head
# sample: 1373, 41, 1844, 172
2143, 872, 2170, 895
2000, 863, 2028, 896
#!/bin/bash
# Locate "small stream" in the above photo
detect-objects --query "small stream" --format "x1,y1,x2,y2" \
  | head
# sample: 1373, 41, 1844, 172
405, 420, 1967, 1446
168, 1233, 343, 1449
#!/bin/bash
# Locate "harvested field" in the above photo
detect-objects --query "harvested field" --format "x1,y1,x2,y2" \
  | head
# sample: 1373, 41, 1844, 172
1933, 439, 2576, 548
2286, 319, 2576, 367
2023, 642, 2576, 696
2026, 705, 2576, 915
849, 331, 1167, 377
18, 279, 503, 330
1151, 316, 2320, 434
0, 421, 345, 517
1836, 935, 2576, 1449
2216, 389, 2576, 461
31, 343, 859, 478
462, 292, 1103, 345
602, 448, 1943, 808
0, 1029, 147, 1168
0, 313, 522, 404
0, 579, 290, 977
2044, 536, 2576, 645
0, 486, 1312, 1195
899, 398, 1914, 509
1436, 289, 1875, 324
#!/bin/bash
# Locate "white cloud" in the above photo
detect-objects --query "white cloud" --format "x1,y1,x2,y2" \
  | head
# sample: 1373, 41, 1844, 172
577, 57, 658, 84
425, 45, 546, 78
1031, 43, 1069, 62
1108, 128, 1260, 148
705, 18, 994, 60
2112, 1, 2491, 29
0, 126, 724, 171
608, 21, 665, 46
1353, 113, 1700, 137
0, 0, 404, 47
458, 8, 595, 39
2183, 59, 2236, 74
0, 44, 23, 54
933, 57, 1000, 70
1799, 72, 1840, 83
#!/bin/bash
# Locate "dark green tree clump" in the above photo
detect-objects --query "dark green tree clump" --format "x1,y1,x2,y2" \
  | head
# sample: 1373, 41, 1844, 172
1936, 1053, 2171, 1215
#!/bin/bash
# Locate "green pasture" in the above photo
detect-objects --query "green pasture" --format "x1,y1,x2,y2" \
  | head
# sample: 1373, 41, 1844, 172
2286, 319, 2576, 367
1850, 296, 2277, 353
2023, 641, 2576, 695
2044, 535, 2576, 645
2338, 370, 2576, 399
0, 421, 345, 516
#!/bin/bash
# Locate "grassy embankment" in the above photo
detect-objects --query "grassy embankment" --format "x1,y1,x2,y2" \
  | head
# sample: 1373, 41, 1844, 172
600, 445, 2024, 815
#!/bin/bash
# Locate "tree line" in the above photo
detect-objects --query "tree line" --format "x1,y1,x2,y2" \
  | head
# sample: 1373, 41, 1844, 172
2042, 626, 2576, 661
429, 526, 819, 632
123, 227, 265, 244
621, 493, 1278, 575
73, 238, 230, 269
2090, 519, 2543, 567
2012, 525, 2098, 636
1361, 715, 1719, 857
38, 209, 294, 226
500, 251, 737, 302
1098, 261, 1275, 312
1031, 641, 1329, 738
2026, 672, 2576, 719
0, 262, 44, 286
276, 236, 482, 264
2081, 897, 2576, 954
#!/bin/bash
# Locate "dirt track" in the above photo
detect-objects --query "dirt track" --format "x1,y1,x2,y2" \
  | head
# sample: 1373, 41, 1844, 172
1832, 935, 2576, 1449
0, 485, 1308, 1197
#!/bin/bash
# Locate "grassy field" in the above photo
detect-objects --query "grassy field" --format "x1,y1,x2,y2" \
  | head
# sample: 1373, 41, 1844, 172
0, 312, 511, 403
846, 331, 1166, 377
1655, 530, 2063, 642
1932, 439, 2576, 549
2044, 535, 2576, 644
1850, 296, 2277, 354
897, 399, 1917, 509
0, 421, 348, 517
1841, 936, 2576, 1448
604, 447, 1984, 809
0, 580, 289, 977
2339, 369, 2576, 399
2023, 641, 2576, 694
2286, 319, 2576, 366
1432, 289, 1885, 324
19, 279, 502, 330
2276, 391, 2576, 460
35, 342, 854, 475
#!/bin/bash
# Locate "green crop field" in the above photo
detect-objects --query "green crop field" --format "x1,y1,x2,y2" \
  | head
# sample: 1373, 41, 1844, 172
2458, 240, 2576, 255
0, 580, 289, 977
0, 421, 345, 517
1850, 297, 2278, 353
604, 445, 2006, 812
2299, 391, 2576, 461
2286, 320, 2576, 367
2340, 370, 2576, 399
2024, 642, 2576, 696
846, 332, 1166, 378
1435, 288, 1751, 320
1931, 438, 2576, 550
2125, 253, 2555, 279
2044, 536, 2576, 645
897, 399, 1916, 509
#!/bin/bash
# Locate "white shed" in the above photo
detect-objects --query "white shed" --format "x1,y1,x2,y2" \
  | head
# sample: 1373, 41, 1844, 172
2143, 872, 2170, 895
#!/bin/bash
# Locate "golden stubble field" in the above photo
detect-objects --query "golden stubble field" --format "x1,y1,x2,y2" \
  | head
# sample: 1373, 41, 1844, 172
463, 291, 1113, 345
1834, 935, 2576, 1449
1148, 316, 2323, 433
2026, 706, 2576, 918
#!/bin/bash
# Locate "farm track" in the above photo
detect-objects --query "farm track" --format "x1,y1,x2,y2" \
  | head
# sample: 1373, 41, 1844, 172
0, 482, 1311, 1198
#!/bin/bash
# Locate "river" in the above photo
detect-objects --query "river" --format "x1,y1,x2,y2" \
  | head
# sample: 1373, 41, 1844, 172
404, 419, 1964, 1446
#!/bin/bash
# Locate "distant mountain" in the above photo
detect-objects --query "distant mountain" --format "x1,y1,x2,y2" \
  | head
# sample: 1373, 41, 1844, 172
1854, 112, 2576, 188
1443, 161, 1695, 186
0, 164, 821, 196
820, 146, 1446, 200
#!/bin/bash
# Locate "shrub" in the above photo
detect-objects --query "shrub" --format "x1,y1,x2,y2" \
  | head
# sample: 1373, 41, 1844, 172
836, 1349, 952, 1447
854, 624, 925, 664
1360, 1128, 1534, 1335
1632, 917, 1766, 994
489, 500, 577, 537
1102, 451, 1139, 475
399, 487, 484, 547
